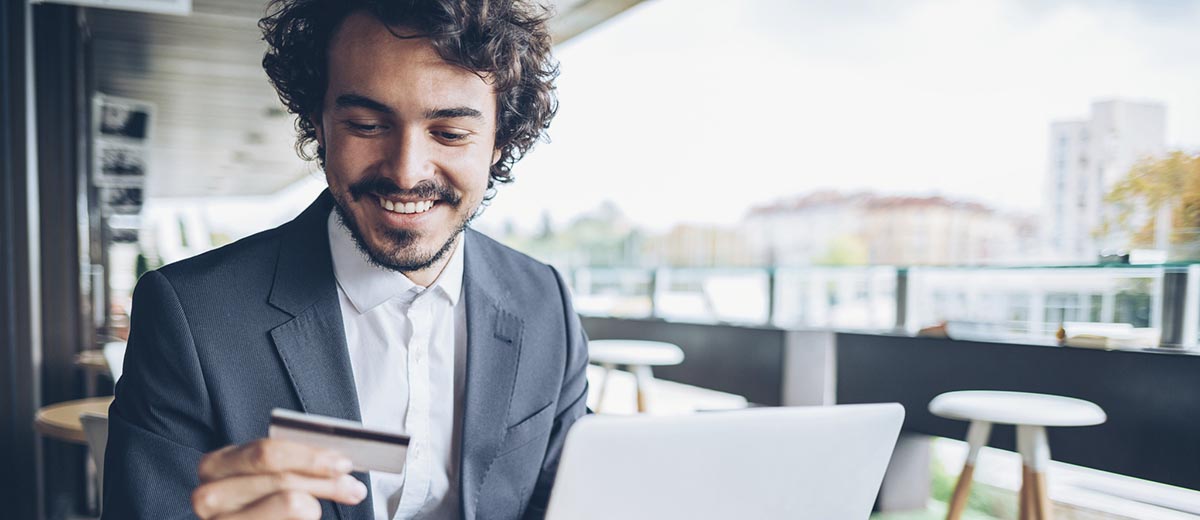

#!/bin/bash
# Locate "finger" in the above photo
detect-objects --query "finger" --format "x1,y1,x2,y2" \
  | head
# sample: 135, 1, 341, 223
193, 473, 367, 519
211, 490, 323, 520
198, 438, 353, 482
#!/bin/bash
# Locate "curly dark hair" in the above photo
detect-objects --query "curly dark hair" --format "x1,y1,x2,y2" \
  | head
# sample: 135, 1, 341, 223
259, 0, 558, 195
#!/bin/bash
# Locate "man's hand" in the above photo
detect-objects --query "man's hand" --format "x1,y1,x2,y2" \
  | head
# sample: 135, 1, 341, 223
192, 438, 368, 519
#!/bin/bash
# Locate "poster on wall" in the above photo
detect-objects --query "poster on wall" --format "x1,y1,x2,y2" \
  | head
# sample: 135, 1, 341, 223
106, 214, 143, 244
92, 94, 154, 215
98, 144, 147, 181
100, 187, 144, 215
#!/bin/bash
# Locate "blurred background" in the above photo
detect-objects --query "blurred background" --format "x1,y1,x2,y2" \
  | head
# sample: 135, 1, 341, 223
2, 0, 1199, 519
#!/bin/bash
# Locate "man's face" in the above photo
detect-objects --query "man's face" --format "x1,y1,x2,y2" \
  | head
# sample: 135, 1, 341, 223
314, 11, 498, 273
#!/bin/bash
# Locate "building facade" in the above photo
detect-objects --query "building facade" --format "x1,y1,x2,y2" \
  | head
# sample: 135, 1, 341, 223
742, 191, 1035, 267
1044, 100, 1167, 262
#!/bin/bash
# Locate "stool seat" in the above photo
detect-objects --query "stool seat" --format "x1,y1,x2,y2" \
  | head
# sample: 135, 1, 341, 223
588, 340, 685, 414
931, 391, 1106, 520
589, 340, 684, 367
929, 390, 1106, 427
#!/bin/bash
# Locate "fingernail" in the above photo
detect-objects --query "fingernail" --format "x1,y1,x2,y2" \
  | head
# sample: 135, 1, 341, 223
347, 478, 368, 500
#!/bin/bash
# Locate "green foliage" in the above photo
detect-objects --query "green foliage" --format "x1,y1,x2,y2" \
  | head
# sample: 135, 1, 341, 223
1100, 150, 1200, 259
134, 252, 162, 280
932, 459, 1014, 519
872, 451, 1014, 520
815, 234, 869, 266
135, 253, 150, 280
210, 232, 233, 247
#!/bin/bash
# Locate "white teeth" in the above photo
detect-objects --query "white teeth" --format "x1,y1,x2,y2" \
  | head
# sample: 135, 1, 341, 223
380, 196, 436, 214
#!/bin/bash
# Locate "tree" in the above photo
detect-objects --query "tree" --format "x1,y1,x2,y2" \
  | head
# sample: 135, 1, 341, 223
815, 234, 868, 266
1099, 151, 1200, 260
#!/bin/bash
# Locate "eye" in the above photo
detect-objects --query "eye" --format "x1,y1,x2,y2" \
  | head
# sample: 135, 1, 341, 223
432, 130, 470, 143
345, 121, 387, 135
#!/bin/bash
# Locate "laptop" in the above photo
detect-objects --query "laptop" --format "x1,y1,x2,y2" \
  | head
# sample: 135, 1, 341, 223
545, 403, 905, 520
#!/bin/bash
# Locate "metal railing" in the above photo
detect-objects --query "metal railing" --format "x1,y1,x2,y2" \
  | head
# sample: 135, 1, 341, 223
567, 263, 1200, 349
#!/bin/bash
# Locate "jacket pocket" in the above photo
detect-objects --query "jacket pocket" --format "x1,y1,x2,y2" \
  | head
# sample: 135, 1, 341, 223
498, 400, 554, 457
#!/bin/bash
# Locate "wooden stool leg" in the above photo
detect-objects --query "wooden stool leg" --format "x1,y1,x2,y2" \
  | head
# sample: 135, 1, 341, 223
593, 363, 614, 413
946, 421, 991, 520
1019, 464, 1034, 520
946, 464, 975, 520
1029, 426, 1052, 520
1017, 425, 1032, 520
1018, 425, 1053, 520
632, 364, 654, 413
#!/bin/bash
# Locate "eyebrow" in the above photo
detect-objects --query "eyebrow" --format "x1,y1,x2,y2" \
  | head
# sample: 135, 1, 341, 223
424, 107, 484, 121
334, 94, 393, 114
333, 93, 483, 121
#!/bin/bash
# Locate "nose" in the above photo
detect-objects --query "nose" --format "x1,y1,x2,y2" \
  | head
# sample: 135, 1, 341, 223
383, 127, 436, 189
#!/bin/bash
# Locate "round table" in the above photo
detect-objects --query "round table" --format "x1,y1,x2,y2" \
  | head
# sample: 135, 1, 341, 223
589, 340, 685, 413
34, 396, 114, 445
75, 349, 112, 398
74, 349, 110, 373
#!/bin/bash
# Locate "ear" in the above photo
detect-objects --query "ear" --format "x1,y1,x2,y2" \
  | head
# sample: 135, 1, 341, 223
491, 147, 503, 167
310, 114, 325, 147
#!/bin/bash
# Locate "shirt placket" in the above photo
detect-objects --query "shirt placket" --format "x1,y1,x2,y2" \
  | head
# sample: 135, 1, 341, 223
394, 294, 433, 518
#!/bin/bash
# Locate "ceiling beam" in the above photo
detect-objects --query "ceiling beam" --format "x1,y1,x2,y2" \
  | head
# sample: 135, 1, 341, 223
549, 0, 646, 44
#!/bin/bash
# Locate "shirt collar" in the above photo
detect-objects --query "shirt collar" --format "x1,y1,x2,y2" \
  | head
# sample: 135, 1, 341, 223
327, 211, 465, 313
434, 228, 465, 307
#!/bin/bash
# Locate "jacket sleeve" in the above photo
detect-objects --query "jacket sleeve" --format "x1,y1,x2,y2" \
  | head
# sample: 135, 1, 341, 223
522, 266, 591, 519
102, 270, 216, 519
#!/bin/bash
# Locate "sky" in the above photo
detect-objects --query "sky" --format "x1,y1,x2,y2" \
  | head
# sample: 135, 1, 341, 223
479, 0, 1200, 233
185, 0, 1200, 240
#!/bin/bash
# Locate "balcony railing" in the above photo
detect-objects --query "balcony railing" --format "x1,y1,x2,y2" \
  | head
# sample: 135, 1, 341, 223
567, 263, 1200, 349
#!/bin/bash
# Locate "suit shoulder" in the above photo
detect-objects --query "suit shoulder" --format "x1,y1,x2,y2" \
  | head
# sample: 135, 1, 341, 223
466, 228, 569, 310
154, 224, 285, 293
467, 228, 560, 280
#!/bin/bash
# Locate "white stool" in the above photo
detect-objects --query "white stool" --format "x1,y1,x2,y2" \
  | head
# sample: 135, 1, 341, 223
929, 391, 1106, 520
589, 339, 684, 413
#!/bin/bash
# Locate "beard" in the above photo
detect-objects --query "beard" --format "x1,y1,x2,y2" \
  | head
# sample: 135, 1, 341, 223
331, 175, 476, 273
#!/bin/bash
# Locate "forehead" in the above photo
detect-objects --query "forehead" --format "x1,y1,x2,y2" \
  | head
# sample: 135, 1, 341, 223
325, 11, 495, 111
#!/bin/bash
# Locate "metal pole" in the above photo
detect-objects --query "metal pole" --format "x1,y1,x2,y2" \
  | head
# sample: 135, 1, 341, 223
1184, 265, 1199, 349
648, 267, 659, 319
1160, 268, 1189, 347
766, 267, 777, 326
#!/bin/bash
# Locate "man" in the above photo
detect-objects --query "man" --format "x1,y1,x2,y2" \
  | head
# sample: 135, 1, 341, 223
102, 1, 589, 519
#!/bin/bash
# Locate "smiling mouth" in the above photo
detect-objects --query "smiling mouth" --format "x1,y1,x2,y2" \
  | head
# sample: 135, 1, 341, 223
377, 195, 436, 215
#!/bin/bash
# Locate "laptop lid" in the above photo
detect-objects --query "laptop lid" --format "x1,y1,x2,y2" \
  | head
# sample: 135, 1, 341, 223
546, 403, 905, 520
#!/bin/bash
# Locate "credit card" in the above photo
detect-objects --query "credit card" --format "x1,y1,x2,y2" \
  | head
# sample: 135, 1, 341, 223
268, 408, 409, 474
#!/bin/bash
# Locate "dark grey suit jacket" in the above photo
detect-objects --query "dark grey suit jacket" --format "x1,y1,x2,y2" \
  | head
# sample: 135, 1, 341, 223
103, 191, 590, 520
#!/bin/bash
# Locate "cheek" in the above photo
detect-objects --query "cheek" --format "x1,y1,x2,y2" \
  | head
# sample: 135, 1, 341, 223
325, 136, 381, 182
443, 147, 495, 192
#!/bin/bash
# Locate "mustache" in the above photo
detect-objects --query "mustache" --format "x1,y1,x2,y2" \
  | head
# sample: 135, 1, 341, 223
347, 176, 461, 205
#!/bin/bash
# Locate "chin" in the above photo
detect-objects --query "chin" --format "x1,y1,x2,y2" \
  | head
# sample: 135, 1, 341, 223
362, 222, 462, 273
332, 187, 469, 273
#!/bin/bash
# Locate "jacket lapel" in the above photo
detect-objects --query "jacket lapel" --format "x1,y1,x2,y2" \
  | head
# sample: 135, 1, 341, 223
267, 191, 372, 520
460, 229, 525, 520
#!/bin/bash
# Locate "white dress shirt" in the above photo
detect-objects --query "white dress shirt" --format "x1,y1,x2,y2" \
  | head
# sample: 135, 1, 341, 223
328, 212, 467, 520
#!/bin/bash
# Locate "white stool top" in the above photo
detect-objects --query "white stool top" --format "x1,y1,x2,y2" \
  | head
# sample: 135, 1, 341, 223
929, 390, 1106, 427
589, 340, 685, 366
